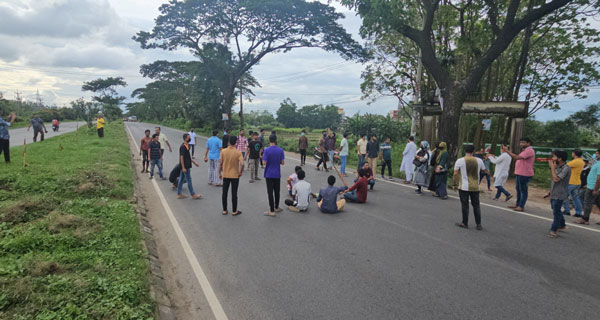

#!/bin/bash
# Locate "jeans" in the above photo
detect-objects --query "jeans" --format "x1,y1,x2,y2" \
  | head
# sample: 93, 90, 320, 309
582, 188, 599, 221
550, 199, 566, 232
328, 150, 335, 168
300, 149, 307, 165
563, 184, 583, 215
480, 172, 490, 189
150, 159, 163, 178
222, 178, 239, 212
358, 154, 366, 169
0, 138, 9, 163
381, 159, 392, 177
250, 158, 259, 180
340, 155, 347, 174
459, 190, 481, 226
495, 186, 511, 199
178, 168, 196, 196
344, 190, 361, 203
266, 178, 281, 212
515, 175, 532, 209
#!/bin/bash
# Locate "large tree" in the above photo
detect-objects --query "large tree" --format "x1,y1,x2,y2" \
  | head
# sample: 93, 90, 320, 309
342, 0, 599, 159
134, 0, 365, 130
82, 77, 128, 120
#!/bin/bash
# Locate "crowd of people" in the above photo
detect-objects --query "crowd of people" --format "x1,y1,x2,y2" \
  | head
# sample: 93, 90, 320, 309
138, 126, 600, 237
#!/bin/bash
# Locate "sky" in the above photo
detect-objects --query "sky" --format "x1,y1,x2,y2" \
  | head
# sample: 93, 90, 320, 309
0, 0, 598, 122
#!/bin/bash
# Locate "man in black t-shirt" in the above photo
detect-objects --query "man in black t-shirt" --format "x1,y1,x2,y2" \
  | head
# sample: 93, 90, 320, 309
177, 133, 203, 200
248, 132, 263, 182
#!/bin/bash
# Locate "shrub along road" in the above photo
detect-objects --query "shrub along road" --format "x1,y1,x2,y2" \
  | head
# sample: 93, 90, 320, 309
126, 121, 600, 320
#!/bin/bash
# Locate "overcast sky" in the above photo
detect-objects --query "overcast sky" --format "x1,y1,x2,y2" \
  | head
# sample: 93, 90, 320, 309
0, 0, 597, 121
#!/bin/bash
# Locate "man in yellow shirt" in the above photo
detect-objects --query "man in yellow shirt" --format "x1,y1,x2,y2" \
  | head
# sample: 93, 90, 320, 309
96, 113, 105, 138
563, 149, 585, 217
219, 135, 245, 216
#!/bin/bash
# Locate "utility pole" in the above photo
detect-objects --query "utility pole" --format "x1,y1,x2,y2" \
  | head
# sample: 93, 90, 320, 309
35, 89, 44, 109
410, 49, 423, 137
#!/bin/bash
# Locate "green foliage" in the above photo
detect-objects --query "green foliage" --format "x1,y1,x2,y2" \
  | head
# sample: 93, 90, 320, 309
524, 116, 597, 148
82, 77, 127, 121
0, 122, 153, 319
71, 98, 101, 129
276, 98, 343, 129
346, 113, 411, 142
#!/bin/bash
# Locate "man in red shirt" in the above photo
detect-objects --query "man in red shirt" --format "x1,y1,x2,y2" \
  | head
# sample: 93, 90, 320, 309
343, 169, 369, 203
139, 129, 152, 173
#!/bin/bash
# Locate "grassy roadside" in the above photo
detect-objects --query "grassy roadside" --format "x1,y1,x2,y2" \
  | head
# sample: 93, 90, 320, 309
0, 122, 153, 319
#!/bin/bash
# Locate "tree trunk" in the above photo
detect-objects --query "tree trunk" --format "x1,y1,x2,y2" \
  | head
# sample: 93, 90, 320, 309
222, 90, 235, 131
438, 84, 467, 163
239, 83, 244, 130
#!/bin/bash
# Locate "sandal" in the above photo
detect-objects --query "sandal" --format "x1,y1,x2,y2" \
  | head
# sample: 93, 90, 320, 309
547, 232, 558, 238
558, 226, 568, 232
264, 212, 276, 217
455, 222, 468, 229
232, 211, 242, 216
222, 211, 228, 215
574, 218, 589, 225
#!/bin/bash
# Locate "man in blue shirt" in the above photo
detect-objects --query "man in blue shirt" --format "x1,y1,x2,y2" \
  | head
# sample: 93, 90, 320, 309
575, 149, 600, 225
27, 114, 47, 142
204, 130, 223, 186
317, 175, 347, 214
0, 110, 16, 163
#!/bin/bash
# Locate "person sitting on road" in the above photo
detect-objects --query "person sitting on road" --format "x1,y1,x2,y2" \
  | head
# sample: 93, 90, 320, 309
287, 166, 302, 197
356, 162, 376, 190
285, 170, 313, 212
317, 175, 347, 213
344, 169, 369, 203
169, 164, 186, 189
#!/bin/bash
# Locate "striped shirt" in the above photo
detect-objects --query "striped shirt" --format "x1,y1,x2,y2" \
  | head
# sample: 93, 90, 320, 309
236, 136, 248, 153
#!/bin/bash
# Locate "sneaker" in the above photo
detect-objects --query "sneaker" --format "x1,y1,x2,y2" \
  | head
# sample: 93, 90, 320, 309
493, 198, 499, 201
415, 190, 422, 195
160, 177, 166, 180
505, 195, 513, 202
249, 180, 254, 183
476, 225, 483, 230
388, 177, 394, 181
562, 211, 571, 216
381, 175, 386, 180
149, 176, 153, 180
254, 177, 262, 181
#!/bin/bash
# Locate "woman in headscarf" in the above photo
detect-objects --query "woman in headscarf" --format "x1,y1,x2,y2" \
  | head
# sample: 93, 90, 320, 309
413, 141, 431, 194
431, 142, 449, 199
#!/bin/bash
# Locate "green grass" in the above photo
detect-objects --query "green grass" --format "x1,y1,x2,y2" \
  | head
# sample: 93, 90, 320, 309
0, 122, 153, 319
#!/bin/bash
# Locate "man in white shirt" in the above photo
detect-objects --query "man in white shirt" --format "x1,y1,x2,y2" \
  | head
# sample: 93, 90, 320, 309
154, 127, 172, 157
453, 145, 488, 230
356, 135, 367, 169
188, 128, 197, 159
487, 144, 513, 201
285, 170, 313, 212
400, 136, 417, 183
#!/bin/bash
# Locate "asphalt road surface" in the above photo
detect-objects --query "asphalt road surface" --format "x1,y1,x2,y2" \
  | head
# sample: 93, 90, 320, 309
126, 122, 600, 320
9, 121, 85, 147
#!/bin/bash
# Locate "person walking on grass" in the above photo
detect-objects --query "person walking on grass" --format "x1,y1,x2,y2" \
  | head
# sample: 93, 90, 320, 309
204, 130, 223, 186
327, 131, 336, 169
298, 130, 308, 166
366, 134, 379, 174
188, 128, 197, 159
506, 137, 535, 212
177, 133, 202, 200
219, 135, 244, 216
248, 132, 262, 183
263, 135, 285, 217
400, 136, 417, 183
380, 137, 393, 181
339, 133, 349, 176
140, 129, 152, 173
96, 113, 104, 138
237, 129, 248, 159
316, 130, 329, 172
285, 170, 313, 212
453, 145, 488, 230
317, 175, 347, 213
413, 141, 431, 195
148, 134, 166, 180
27, 114, 47, 142
287, 166, 302, 197
154, 127, 172, 158
487, 145, 513, 201
546, 150, 571, 238
575, 149, 600, 226
343, 168, 369, 204
430, 142, 449, 200
0, 110, 16, 163
357, 134, 367, 169
562, 149, 585, 217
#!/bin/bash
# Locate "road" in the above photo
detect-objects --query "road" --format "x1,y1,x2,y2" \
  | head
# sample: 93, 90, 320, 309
126, 122, 600, 320
9, 121, 85, 147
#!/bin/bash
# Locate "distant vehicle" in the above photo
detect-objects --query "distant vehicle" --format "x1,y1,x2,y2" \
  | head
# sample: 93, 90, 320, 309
122, 117, 129, 122
128, 116, 138, 122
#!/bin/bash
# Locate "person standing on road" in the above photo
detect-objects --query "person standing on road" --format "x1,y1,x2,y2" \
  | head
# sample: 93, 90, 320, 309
357, 135, 367, 169
219, 135, 244, 216
413, 141, 430, 195
344, 169, 369, 203
562, 149, 585, 217
339, 133, 349, 176
453, 145, 487, 230
154, 127, 172, 158
177, 133, 202, 200
487, 145, 513, 201
400, 136, 417, 183
317, 175, 347, 213
546, 150, 571, 238
476, 148, 492, 191
27, 114, 47, 142
236, 129, 248, 159
140, 129, 152, 173
575, 149, 600, 225
431, 142, 449, 200
96, 113, 105, 138
188, 128, 197, 159
327, 131, 336, 169
507, 137, 535, 212
204, 130, 223, 186
380, 137, 393, 180
366, 134, 379, 174
263, 135, 285, 217
0, 110, 16, 163
285, 170, 313, 212
259, 129, 266, 168
298, 130, 308, 166
222, 129, 230, 148
316, 131, 329, 172
149, 134, 165, 180
248, 132, 262, 183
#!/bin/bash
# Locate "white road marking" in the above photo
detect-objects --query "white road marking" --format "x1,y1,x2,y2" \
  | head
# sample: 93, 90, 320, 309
125, 123, 228, 320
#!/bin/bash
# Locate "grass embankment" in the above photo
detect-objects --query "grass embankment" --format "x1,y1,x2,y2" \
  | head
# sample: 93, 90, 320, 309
0, 122, 153, 319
